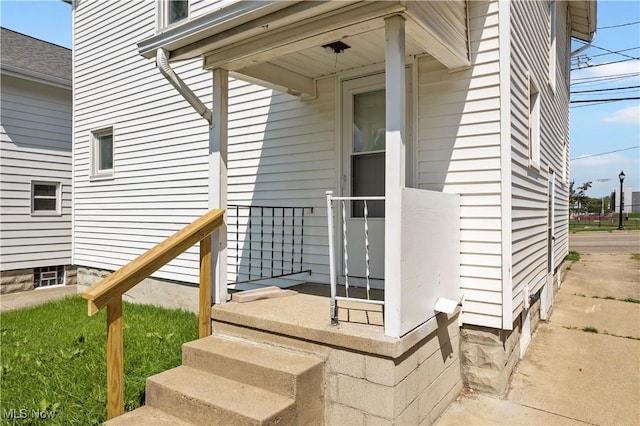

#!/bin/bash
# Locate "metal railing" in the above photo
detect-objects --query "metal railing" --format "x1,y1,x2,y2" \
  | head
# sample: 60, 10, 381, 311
227, 204, 311, 283
326, 191, 385, 326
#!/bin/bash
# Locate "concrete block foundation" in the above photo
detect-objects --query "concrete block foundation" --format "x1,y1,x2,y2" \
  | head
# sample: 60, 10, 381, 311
0, 268, 35, 294
460, 288, 544, 396
1, 265, 76, 294
77, 266, 199, 313
212, 293, 463, 425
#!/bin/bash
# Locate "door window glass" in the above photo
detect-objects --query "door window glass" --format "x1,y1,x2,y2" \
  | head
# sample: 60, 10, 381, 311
351, 89, 385, 218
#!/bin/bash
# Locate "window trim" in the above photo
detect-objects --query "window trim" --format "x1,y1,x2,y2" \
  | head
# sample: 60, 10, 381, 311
90, 127, 115, 180
31, 180, 62, 216
157, 0, 190, 32
527, 72, 541, 171
562, 138, 569, 185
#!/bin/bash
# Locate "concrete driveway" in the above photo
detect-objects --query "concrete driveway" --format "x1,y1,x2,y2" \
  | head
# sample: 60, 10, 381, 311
437, 232, 640, 425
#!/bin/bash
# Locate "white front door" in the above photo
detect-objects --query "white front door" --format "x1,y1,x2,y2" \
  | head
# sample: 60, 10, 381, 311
341, 74, 386, 283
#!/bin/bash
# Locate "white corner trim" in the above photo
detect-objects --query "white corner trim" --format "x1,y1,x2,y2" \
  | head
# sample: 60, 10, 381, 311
498, 0, 513, 331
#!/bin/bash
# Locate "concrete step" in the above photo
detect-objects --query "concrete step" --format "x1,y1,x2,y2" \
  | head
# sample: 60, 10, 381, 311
105, 405, 194, 425
146, 365, 297, 425
182, 334, 324, 400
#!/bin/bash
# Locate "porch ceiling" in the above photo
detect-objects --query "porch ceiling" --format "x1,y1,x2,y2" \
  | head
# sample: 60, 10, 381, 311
256, 27, 427, 80
138, 0, 469, 97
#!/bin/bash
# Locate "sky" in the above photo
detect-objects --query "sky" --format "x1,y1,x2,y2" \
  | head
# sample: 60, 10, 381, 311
0, 0, 638, 199
569, 0, 640, 199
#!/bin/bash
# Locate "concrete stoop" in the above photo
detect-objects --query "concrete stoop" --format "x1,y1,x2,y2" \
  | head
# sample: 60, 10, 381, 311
105, 334, 324, 425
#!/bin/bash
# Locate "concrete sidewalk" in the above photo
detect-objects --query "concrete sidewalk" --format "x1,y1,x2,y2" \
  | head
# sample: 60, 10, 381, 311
0, 285, 78, 312
437, 251, 640, 425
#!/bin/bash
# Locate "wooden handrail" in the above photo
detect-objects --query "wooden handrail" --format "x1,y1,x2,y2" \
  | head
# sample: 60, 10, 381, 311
81, 208, 224, 419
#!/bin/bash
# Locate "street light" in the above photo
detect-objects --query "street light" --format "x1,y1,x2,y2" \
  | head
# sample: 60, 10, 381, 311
618, 170, 625, 230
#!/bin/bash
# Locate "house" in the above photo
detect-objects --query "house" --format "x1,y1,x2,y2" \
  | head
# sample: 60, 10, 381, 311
72, 1, 596, 424
0, 28, 74, 294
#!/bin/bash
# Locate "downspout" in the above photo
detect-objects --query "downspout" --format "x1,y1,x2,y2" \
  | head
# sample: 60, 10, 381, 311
156, 48, 213, 126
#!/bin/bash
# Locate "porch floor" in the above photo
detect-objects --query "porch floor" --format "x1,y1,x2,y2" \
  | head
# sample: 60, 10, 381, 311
212, 283, 452, 359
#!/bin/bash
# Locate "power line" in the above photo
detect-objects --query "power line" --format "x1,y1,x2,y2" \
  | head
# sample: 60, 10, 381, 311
572, 46, 640, 60
570, 96, 640, 103
570, 100, 619, 109
571, 85, 640, 94
570, 146, 640, 161
571, 74, 640, 89
583, 43, 639, 61
571, 57, 640, 71
571, 72, 640, 83
597, 20, 640, 30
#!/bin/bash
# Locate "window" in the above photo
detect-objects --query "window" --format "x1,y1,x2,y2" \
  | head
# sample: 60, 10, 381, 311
549, 0, 557, 92
351, 89, 385, 218
159, 0, 188, 29
528, 73, 541, 169
34, 266, 65, 288
91, 128, 114, 178
31, 181, 61, 215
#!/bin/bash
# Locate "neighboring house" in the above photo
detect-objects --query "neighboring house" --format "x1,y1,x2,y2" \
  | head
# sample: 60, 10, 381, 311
72, 1, 595, 424
0, 28, 74, 294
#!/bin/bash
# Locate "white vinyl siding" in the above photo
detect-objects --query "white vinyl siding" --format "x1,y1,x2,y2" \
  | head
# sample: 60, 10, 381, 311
0, 75, 72, 271
227, 76, 336, 284
73, 0, 213, 283
510, 0, 571, 318
190, 0, 237, 19
406, 0, 468, 62
553, 2, 571, 275
416, 0, 503, 328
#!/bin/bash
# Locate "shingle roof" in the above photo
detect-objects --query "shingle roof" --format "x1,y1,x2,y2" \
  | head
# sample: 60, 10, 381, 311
0, 27, 71, 83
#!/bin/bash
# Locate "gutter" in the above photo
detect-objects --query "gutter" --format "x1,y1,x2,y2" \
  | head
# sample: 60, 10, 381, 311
156, 48, 213, 126
570, 34, 595, 57
1, 64, 71, 90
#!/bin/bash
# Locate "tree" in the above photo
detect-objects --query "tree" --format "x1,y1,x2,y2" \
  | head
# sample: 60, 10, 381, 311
585, 198, 602, 214
569, 180, 592, 214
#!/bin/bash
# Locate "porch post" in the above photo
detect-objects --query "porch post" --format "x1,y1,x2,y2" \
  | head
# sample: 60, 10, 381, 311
384, 15, 406, 338
209, 68, 228, 305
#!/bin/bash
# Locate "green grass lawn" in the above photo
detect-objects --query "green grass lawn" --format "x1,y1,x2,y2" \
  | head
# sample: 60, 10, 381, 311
0, 296, 197, 425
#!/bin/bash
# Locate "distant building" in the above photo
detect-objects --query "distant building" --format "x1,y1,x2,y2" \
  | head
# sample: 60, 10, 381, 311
610, 186, 633, 214
0, 28, 74, 293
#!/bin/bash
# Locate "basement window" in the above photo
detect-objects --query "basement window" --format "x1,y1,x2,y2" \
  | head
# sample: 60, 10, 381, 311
34, 265, 65, 288
159, 0, 189, 29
